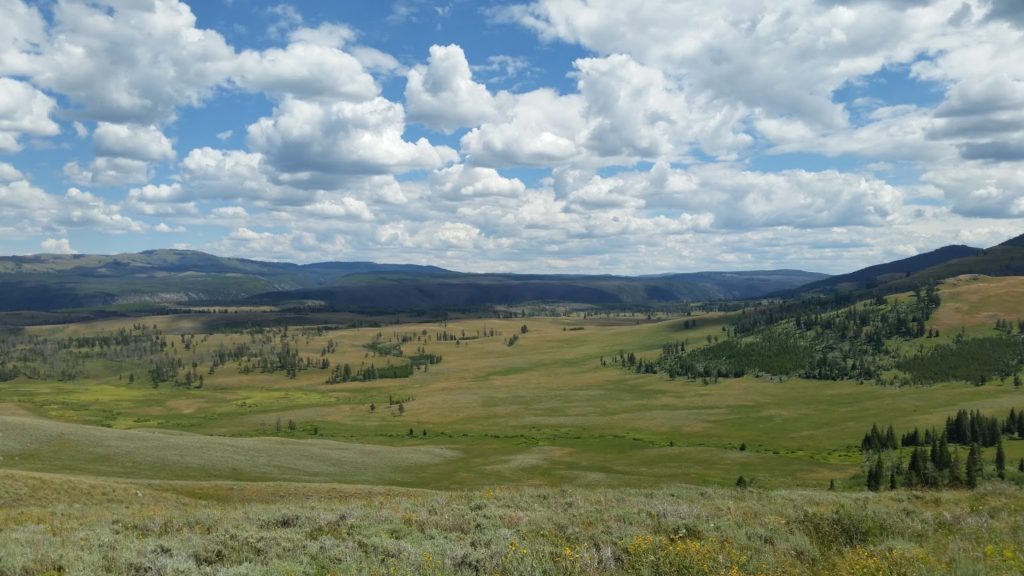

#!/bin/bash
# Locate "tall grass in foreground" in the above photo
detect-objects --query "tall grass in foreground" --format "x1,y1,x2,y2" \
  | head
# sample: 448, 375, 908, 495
2, 475, 1023, 575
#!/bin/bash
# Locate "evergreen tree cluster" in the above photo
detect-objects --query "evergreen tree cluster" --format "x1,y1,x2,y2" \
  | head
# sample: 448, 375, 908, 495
864, 408, 1024, 453
610, 282, 1024, 388
610, 350, 660, 374
994, 318, 1024, 335
723, 285, 940, 381
946, 408, 1022, 446
865, 433, 969, 491
0, 323, 167, 382
897, 336, 1024, 386
861, 424, 899, 452
409, 352, 443, 368
326, 362, 417, 383
861, 408, 1024, 490
658, 329, 811, 379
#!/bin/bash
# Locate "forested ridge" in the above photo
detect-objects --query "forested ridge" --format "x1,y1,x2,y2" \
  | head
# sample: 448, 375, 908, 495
611, 283, 1024, 387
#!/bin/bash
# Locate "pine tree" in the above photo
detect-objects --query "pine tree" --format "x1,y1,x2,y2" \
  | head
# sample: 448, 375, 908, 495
906, 447, 927, 487
736, 475, 748, 489
936, 432, 952, 471
967, 444, 983, 489
996, 439, 1007, 480
867, 458, 884, 492
949, 449, 965, 487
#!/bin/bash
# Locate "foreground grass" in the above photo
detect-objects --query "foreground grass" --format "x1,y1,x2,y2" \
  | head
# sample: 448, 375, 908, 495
1, 470, 1022, 576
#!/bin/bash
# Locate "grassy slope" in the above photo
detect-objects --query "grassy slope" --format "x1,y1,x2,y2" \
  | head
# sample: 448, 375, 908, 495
929, 274, 1024, 333
2, 469, 1023, 575
882, 244, 1024, 293
795, 244, 979, 294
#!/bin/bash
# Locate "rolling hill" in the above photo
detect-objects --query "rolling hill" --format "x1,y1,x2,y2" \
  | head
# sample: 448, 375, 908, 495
787, 232, 1024, 299
793, 244, 980, 294
0, 250, 827, 312
0, 250, 454, 311
883, 233, 1024, 290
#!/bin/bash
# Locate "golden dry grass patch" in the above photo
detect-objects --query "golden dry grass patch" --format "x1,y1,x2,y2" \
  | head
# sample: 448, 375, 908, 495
931, 275, 1024, 331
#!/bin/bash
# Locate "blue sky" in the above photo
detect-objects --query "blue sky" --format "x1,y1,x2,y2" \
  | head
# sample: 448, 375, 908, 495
1, 0, 1023, 274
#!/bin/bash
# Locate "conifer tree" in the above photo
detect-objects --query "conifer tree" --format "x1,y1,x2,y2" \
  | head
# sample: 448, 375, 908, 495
867, 458, 884, 491
906, 447, 927, 487
967, 444, 983, 489
937, 432, 952, 471
996, 439, 1007, 480
949, 449, 965, 487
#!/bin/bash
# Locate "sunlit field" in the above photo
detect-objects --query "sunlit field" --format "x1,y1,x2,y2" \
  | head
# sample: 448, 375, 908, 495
3, 276, 1024, 574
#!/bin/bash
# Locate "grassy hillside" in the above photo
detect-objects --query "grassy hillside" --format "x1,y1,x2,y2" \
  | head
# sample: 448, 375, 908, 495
2, 469, 1022, 575
795, 244, 979, 294
887, 243, 1024, 291
0, 407, 456, 484
930, 275, 1024, 333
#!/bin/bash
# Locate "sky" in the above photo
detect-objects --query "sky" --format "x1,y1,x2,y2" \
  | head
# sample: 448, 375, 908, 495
1, 0, 1023, 275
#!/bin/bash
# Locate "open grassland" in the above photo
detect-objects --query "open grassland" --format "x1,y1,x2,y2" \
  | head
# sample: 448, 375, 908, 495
930, 275, 1024, 334
2, 288, 1024, 489
2, 469, 1023, 576
3, 279, 1024, 574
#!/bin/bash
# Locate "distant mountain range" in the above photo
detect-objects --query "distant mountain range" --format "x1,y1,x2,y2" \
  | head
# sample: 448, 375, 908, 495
249, 269, 827, 311
0, 249, 826, 312
1, 233, 1021, 313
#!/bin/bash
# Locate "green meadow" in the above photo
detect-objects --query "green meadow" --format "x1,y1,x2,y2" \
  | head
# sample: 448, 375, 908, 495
3, 277, 1024, 490
3, 276, 1024, 574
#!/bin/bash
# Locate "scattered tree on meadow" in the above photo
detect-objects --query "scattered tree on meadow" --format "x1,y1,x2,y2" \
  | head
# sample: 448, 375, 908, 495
996, 439, 1007, 480
967, 444, 983, 489
867, 458, 884, 492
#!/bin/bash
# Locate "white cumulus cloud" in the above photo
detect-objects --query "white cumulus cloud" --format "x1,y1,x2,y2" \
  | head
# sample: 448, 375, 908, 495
40, 238, 74, 254
405, 44, 498, 133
